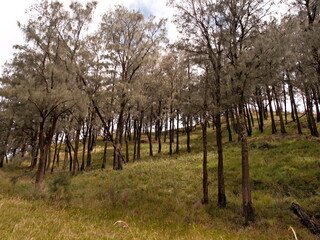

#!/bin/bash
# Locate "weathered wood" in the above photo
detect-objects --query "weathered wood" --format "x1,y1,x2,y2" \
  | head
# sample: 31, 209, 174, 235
291, 202, 320, 236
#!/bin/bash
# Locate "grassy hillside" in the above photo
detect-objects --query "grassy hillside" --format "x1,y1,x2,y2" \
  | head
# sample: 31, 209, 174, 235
0, 118, 319, 239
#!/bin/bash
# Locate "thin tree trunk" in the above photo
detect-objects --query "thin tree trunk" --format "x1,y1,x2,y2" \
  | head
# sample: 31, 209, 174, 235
288, 81, 302, 134
226, 108, 233, 142
273, 86, 286, 134
35, 119, 46, 189
266, 86, 277, 134
148, 119, 153, 157
186, 115, 192, 152
282, 80, 288, 124
238, 103, 255, 223
311, 87, 320, 122
73, 122, 81, 175
305, 86, 319, 137
137, 111, 143, 160
169, 107, 174, 155
102, 137, 107, 169
201, 119, 208, 204
0, 118, 13, 168
176, 110, 180, 154
245, 104, 252, 137
133, 118, 137, 161
216, 113, 226, 207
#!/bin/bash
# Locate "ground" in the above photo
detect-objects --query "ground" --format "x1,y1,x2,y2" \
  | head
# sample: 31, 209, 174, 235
0, 117, 319, 239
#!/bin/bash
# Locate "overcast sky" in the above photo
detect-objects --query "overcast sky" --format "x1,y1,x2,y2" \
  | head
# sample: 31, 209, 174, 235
0, 0, 177, 73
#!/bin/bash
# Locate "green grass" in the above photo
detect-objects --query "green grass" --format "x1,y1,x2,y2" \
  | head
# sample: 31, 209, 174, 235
0, 114, 319, 239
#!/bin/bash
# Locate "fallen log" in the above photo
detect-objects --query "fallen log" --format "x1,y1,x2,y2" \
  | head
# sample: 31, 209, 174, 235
291, 202, 320, 236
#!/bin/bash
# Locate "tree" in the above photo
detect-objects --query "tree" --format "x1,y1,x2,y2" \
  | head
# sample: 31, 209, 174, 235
170, 0, 227, 207
98, 6, 167, 170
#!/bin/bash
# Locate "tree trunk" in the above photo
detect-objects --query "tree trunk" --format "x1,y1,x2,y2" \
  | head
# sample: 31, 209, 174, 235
86, 124, 93, 169
266, 86, 277, 134
0, 118, 13, 168
73, 122, 81, 175
102, 138, 107, 169
282, 80, 288, 124
305, 87, 319, 137
311, 87, 320, 122
114, 107, 124, 170
176, 110, 180, 154
238, 103, 255, 223
216, 113, 226, 207
169, 112, 174, 155
137, 111, 143, 160
245, 104, 252, 137
50, 133, 59, 173
291, 202, 320, 236
226, 108, 233, 142
201, 119, 208, 205
256, 87, 264, 133
186, 115, 192, 152
273, 86, 286, 134
288, 80, 302, 134
35, 120, 46, 189
133, 118, 137, 161
35, 116, 57, 189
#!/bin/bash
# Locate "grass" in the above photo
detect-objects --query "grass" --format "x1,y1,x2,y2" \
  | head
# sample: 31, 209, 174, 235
0, 114, 319, 239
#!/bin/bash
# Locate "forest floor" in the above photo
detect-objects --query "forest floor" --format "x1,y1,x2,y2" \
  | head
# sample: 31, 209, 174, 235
0, 118, 319, 239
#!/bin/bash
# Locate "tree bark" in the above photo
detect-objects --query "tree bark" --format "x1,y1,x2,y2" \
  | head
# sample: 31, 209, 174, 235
288, 80, 302, 134
273, 86, 286, 134
73, 121, 81, 175
238, 103, 255, 223
201, 119, 208, 205
216, 113, 226, 207
266, 86, 277, 134
176, 110, 180, 154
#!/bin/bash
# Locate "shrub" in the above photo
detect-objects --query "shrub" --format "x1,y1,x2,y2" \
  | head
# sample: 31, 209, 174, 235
48, 173, 72, 202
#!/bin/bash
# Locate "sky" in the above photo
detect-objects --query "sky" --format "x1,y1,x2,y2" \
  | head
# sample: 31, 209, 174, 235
0, 0, 177, 74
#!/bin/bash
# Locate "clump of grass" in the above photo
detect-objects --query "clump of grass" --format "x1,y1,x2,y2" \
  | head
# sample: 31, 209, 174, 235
249, 141, 277, 150
48, 172, 71, 202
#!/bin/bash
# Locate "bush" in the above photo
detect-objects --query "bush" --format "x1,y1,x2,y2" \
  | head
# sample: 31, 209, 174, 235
48, 173, 72, 202
249, 141, 276, 150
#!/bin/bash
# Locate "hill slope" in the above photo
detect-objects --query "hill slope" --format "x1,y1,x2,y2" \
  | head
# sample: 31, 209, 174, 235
0, 124, 319, 239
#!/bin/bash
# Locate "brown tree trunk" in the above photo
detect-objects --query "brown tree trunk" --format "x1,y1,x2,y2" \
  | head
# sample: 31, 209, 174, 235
311, 87, 320, 122
288, 80, 302, 134
226, 108, 233, 142
282, 80, 288, 124
114, 107, 124, 170
256, 88, 264, 132
86, 124, 93, 169
238, 103, 255, 223
305, 86, 319, 137
266, 86, 277, 134
35, 120, 46, 189
216, 113, 226, 207
102, 137, 107, 169
0, 118, 13, 168
176, 110, 180, 154
50, 133, 59, 173
244, 104, 252, 137
186, 115, 192, 152
164, 114, 168, 143
201, 119, 208, 205
137, 111, 144, 160
73, 121, 81, 175
35, 116, 57, 189
133, 118, 137, 161
273, 86, 286, 134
